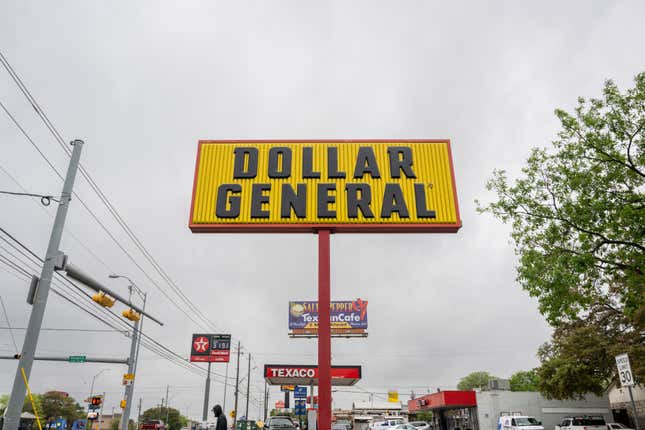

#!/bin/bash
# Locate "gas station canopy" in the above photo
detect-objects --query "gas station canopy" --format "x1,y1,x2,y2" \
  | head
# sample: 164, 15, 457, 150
264, 365, 361, 386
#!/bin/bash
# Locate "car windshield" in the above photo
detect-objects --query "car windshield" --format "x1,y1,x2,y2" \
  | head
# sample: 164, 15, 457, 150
270, 418, 294, 426
515, 418, 540, 426
411, 423, 427, 427
572, 418, 606, 426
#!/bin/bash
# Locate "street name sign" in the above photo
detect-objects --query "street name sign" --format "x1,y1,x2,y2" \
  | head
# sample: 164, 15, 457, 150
68, 355, 86, 363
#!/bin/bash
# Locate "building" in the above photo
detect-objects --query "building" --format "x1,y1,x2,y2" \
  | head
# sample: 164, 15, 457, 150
409, 390, 613, 430
609, 385, 644, 429
352, 401, 403, 417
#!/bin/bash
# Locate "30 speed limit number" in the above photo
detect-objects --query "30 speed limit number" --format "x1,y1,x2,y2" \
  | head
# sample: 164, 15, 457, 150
615, 353, 634, 387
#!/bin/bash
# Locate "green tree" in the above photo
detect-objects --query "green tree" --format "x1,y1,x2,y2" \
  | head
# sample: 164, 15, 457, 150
39, 391, 84, 422
456, 371, 497, 390
0, 393, 44, 418
509, 370, 539, 392
141, 407, 186, 430
478, 72, 645, 398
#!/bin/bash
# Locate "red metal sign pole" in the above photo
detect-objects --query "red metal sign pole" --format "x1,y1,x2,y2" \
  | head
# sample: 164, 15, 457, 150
317, 230, 331, 430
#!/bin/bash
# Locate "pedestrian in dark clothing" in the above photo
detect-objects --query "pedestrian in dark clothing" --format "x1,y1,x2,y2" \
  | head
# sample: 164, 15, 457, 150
212, 405, 227, 430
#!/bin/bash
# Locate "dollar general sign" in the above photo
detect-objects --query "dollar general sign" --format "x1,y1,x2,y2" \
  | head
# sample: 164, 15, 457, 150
189, 140, 461, 233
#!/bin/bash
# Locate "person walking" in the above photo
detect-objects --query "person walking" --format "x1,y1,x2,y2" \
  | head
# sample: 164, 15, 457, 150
212, 405, 227, 430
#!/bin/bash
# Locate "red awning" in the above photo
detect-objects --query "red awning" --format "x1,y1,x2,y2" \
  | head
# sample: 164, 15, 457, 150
408, 391, 477, 412
264, 365, 361, 386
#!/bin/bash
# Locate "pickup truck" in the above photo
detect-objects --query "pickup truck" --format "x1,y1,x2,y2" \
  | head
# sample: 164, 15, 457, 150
141, 420, 166, 430
555, 416, 607, 430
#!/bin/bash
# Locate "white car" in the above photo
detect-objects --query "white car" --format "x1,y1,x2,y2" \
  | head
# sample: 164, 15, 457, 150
393, 425, 418, 430
371, 418, 406, 430
499, 415, 544, 430
608, 424, 633, 430
409, 422, 430, 430
555, 416, 607, 430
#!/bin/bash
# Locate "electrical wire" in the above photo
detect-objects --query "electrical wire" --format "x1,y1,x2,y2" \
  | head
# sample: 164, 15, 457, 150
0, 294, 19, 353
0, 49, 259, 367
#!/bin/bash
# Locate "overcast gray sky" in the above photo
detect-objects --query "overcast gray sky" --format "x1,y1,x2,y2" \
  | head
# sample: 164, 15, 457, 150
1, 0, 644, 419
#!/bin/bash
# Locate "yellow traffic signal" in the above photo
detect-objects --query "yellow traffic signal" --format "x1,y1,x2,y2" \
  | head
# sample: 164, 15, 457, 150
92, 292, 115, 308
230, 411, 236, 418
120, 399, 127, 409
122, 309, 141, 322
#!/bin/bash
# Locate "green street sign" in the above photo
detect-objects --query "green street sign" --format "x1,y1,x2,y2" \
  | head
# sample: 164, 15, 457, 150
68, 355, 86, 363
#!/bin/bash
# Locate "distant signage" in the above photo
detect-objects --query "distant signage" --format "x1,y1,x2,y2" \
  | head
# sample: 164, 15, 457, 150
281, 385, 295, 392
190, 333, 231, 362
294, 386, 307, 398
189, 140, 461, 233
275, 400, 285, 409
616, 353, 634, 387
68, 355, 86, 363
388, 391, 399, 403
122, 373, 135, 386
264, 365, 361, 386
289, 299, 368, 337
294, 399, 307, 416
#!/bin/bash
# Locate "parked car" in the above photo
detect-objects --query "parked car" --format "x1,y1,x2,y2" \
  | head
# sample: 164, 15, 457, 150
333, 424, 350, 430
608, 424, 633, 430
555, 416, 607, 430
499, 415, 544, 430
409, 422, 431, 430
265, 416, 297, 430
393, 425, 418, 430
141, 420, 166, 430
371, 418, 406, 430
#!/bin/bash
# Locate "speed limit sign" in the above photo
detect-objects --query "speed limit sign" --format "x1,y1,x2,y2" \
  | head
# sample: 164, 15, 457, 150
615, 353, 634, 387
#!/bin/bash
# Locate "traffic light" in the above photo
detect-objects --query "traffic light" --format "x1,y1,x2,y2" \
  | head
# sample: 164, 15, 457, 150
230, 411, 236, 418
90, 396, 103, 407
120, 399, 127, 409
122, 309, 141, 322
92, 292, 115, 308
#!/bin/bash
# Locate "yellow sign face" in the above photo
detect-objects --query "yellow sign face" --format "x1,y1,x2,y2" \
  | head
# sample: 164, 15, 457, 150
388, 391, 399, 403
190, 140, 461, 233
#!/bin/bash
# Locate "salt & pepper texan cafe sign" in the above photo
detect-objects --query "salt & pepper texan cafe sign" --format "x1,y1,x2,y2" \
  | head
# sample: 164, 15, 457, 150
189, 140, 461, 233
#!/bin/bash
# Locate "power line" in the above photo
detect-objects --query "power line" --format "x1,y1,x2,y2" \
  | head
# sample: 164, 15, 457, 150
0, 295, 19, 353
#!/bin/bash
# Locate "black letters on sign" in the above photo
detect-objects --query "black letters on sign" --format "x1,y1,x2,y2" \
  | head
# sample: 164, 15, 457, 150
381, 183, 409, 218
233, 147, 259, 178
216, 184, 242, 218
251, 184, 271, 218
328, 147, 346, 178
387, 146, 416, 178
317, 183, 336, 218
302, 147, 321, 179
354, 147, 381, 179
345, 183, 374, 218
414, 183, 436, 218
281, 184, 307, 218
268, 147, 292, 178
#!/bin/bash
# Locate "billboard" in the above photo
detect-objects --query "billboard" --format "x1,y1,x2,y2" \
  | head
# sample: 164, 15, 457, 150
189, 140, 461, 233
190, 333, 231, 363
289, 299, 368, 337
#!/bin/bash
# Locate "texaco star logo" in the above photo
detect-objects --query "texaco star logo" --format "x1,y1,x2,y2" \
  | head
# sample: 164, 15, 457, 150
193, 336, 210, 353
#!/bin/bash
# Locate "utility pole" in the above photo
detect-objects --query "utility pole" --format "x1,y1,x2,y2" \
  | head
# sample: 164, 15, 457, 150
137, 398, 142, 428
245, 353, 251, 427
202, 361, 211, 422
3, 140, 83, 430
233, 342, 241, 429
165, 385, 170, 426
263, 382, 268, 421
120, 291, 145, 430
223, 362, 229, 414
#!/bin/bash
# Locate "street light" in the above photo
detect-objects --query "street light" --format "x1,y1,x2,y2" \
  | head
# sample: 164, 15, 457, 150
86, 369, 110, 430
110, 274, 147, 430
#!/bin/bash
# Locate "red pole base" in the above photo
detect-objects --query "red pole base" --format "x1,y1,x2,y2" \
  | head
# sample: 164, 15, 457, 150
317, 230, 331, 430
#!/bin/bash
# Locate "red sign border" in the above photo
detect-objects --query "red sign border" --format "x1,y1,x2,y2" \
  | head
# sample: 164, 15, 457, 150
189, 140, 461, 233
